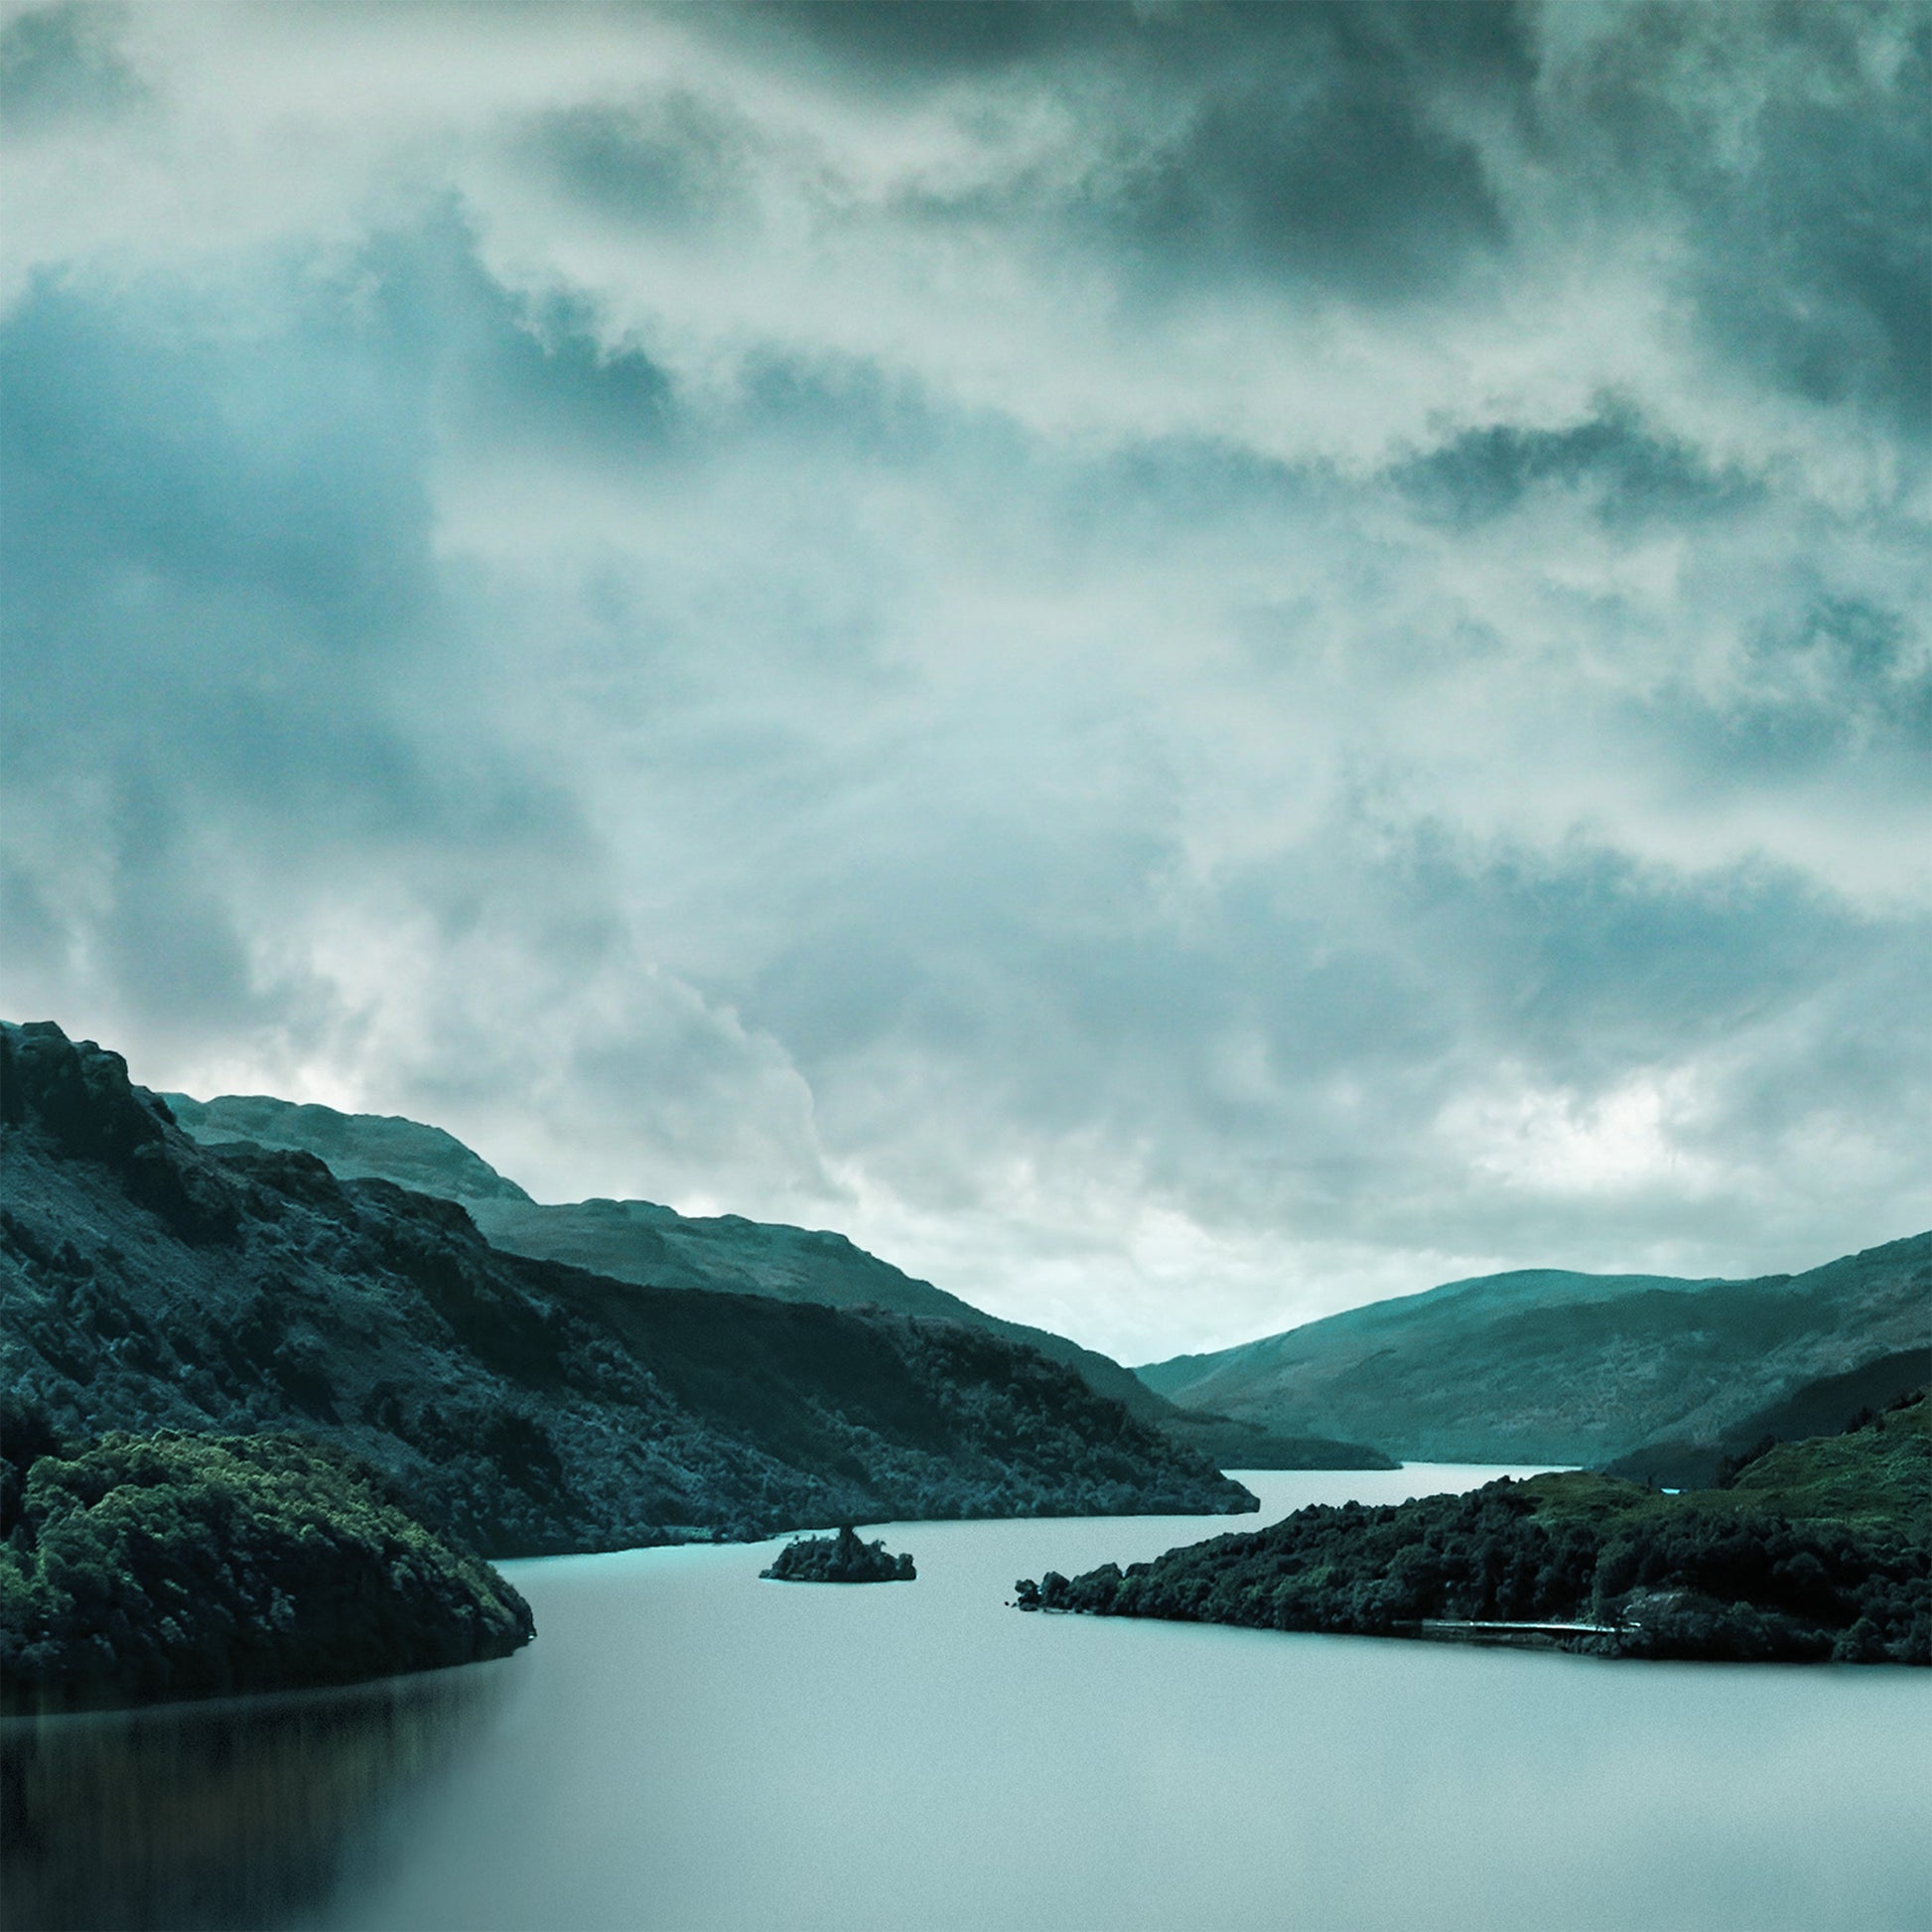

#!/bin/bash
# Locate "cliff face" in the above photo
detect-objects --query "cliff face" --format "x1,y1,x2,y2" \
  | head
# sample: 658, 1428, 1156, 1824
1, 1023, 1253, 1556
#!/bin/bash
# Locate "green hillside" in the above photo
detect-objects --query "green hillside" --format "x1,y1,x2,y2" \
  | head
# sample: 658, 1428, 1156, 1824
7, 1022, 1256, 1558
1135, 1242, 1931, 1464
1019, 1393, 1930, 1664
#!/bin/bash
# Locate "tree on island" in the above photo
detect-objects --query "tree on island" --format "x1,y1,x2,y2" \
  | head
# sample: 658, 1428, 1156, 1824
760, 1524, 915, 1583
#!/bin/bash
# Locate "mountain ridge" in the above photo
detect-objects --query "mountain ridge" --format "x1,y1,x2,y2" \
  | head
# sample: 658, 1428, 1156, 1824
161, 1088, 1393, 1472
1135, 1240, 1932, 1464
4, 1021, 1256, 1557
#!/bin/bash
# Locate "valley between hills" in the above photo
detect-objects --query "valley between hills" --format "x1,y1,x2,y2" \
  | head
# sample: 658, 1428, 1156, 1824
2, 1017, 1926, 1711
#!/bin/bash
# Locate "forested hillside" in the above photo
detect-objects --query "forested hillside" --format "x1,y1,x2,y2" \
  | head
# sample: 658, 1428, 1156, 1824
3, 1022, 1254, 1557
165, 1087, 1390, 1472
1020, 1393, 1931, 1664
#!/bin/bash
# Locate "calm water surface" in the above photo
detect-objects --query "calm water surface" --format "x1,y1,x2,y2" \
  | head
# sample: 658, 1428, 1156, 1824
8, 1467, 1928, 1931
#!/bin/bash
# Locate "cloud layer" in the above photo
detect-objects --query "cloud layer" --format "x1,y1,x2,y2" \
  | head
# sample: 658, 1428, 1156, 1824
3, 0, 1927, 1358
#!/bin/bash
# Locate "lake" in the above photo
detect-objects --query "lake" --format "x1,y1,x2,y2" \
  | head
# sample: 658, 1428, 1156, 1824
6, 1466, 1927, 1931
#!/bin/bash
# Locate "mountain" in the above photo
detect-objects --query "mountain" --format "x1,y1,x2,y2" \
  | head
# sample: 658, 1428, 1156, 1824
3, 1021, 1255, 1557
1602, 1346, 1932, 1489
161, 1089, 1392, 1472
1136, 1245, 1932, 1465
163, 1091, 534, 1202
1017, 1393, 1931, 1665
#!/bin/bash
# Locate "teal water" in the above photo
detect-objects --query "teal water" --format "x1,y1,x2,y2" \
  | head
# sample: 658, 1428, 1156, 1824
8, 1467, 1928, 1930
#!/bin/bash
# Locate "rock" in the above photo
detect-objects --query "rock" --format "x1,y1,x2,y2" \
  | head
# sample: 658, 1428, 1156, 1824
759, 1524, 915, 1583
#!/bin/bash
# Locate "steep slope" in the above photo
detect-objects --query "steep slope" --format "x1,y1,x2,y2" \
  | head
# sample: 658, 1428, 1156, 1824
164, 1089, 1391, 1471
4, 1022, 1254, 1557
163, 1092, 533, 1202
1604, 1346, 1932, 1489
1136, 1246, 1932, 1464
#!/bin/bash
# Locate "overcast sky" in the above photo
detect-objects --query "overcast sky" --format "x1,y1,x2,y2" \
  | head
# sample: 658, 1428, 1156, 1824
3, 1, 1927, 1362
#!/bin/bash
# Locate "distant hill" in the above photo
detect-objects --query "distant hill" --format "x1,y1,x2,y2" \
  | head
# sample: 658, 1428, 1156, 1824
1136, 1246, 1932, 1465
162, 1090, 1392, 1473
5, 1021, 1255, 1557
164, 1092, 534, 1202
1603, 1347, 1932, 1489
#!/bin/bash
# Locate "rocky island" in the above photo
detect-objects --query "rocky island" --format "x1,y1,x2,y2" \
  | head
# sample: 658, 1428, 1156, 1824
760, 1525, 916, 1583
0, 1413, 534, 1715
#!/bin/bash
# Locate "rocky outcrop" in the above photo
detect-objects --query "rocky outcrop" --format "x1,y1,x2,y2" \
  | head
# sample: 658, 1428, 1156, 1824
760, 1525, 915, 1583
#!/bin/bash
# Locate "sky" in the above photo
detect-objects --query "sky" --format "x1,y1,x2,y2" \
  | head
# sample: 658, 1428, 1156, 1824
2, 0, 1927, 1363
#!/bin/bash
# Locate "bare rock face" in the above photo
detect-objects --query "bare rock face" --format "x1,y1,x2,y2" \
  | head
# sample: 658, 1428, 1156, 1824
2, 1022, 1255, 1559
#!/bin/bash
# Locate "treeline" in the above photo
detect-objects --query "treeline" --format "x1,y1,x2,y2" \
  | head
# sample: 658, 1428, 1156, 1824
1016, 1396, 1930, 1665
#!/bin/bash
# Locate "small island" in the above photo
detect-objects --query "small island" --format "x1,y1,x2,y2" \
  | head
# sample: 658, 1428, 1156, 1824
760, 1524, 915, 1584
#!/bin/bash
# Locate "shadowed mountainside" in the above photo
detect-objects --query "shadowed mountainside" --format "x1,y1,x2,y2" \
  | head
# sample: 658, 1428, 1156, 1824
4, 1022, 1255, 1558
1603, 1346, 1932, 1489
162, 1089, 1391, 1472
1137, 1245, 1932, 1465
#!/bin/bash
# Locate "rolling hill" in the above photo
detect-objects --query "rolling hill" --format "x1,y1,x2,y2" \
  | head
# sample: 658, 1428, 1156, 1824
1137, 1245, 1932, 1465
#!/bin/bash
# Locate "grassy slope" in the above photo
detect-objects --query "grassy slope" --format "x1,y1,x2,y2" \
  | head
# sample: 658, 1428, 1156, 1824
6, 1023, 1254, 1557
166, 1088, 1393, 1470
1134, 1242, 1931, 1464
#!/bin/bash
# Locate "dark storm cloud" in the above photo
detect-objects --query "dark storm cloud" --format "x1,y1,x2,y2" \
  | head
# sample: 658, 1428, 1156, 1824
528, 94, 750, 234
728, 0, 1525, 301
0, 275, 432, 790
1390, 401, 1759, 530
2, 1, 1926, 1351
0, 1, 143, 126
0, 227, 613, 1058
1545, 1, 1932, 433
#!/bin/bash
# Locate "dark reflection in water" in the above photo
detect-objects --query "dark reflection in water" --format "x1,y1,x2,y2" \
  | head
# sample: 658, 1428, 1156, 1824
0, 1657, 522, 1932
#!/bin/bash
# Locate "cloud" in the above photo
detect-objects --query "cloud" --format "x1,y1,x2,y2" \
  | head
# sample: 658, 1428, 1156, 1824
1, 1, 1926, 1359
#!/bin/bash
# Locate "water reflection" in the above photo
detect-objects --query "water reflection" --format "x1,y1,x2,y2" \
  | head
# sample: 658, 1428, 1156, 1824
0, 1657, 522, 1932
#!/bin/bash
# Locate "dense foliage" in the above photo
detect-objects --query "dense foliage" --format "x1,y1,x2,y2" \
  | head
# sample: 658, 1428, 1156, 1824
2, 1022, 1253, 1558
1017, 1395, 1930, 1665
760, 1524, 915, 1583
0, 1419, 534, 1714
